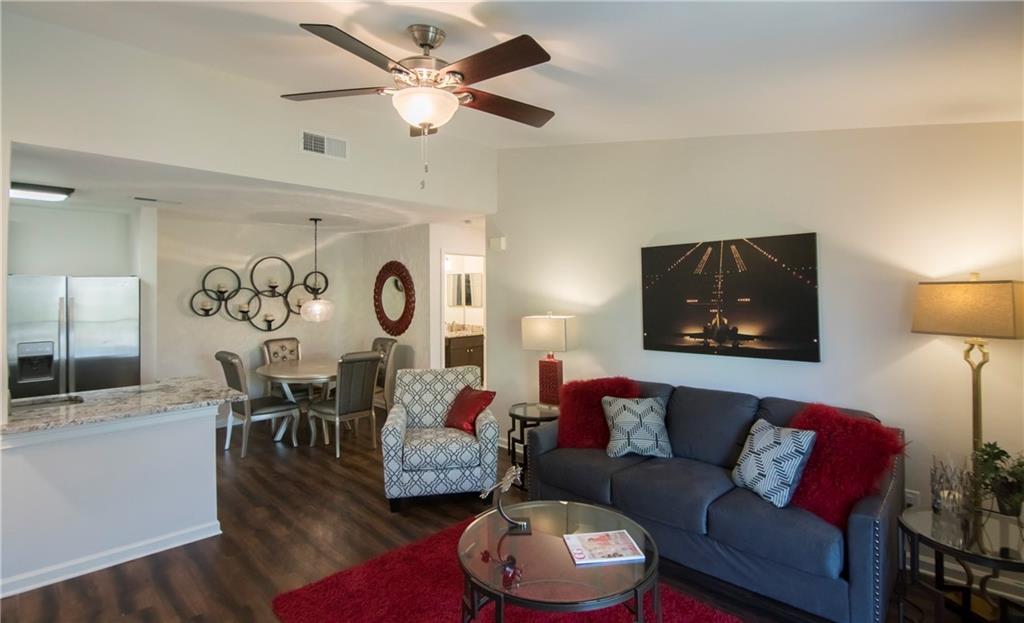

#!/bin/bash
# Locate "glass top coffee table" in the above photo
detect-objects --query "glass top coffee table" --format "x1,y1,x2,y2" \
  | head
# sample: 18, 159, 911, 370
458, 500, 661, 623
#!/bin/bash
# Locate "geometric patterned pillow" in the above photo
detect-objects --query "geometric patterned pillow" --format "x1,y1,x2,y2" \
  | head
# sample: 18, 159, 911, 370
601, 396, 673, 458
732, 418, 817, 508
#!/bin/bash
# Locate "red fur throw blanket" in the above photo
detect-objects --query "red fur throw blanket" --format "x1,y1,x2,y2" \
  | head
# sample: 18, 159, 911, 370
790, 404, 904, 527
556, 377, 640, 449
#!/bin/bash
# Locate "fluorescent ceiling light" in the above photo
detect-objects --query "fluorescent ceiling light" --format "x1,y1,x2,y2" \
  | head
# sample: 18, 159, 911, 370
9, 182, 75, 202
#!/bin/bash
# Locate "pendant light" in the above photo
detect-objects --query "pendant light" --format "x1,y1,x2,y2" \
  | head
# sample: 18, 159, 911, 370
301, 217, 334, 322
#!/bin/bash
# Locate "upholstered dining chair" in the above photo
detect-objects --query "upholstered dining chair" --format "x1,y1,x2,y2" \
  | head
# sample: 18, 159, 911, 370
261, 336, 316, 398
307, 351, 383, 459
370, 337, 398, 416
215, 351, 301, 457
381, 366, 498, 512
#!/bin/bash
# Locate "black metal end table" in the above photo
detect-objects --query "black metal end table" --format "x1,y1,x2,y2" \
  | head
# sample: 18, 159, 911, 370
898, 508, 1023, 622
507, 402, 558, 490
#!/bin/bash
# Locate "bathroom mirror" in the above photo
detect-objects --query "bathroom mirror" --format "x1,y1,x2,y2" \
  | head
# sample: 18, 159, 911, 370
446, 273, 484, 308
446, 273, 464, 307
464, 273, 484, 308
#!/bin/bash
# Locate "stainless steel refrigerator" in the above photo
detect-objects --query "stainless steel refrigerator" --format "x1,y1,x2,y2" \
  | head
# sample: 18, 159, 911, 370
7, 275, 140, 398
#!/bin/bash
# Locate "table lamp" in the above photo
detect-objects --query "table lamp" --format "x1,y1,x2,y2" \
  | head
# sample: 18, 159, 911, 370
521, 314, 578, 406
911, 275, 1024, 454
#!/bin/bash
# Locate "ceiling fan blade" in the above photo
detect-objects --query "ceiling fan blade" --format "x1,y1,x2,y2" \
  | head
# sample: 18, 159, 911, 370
281, 87, 387, 101
441, 35, 550, 85
409, 126, 439, 138
300, 24, 411, 75
456, 87, 555, 128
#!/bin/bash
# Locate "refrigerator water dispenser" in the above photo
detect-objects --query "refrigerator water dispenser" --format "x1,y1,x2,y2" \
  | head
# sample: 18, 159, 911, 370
16, 341, 55, 383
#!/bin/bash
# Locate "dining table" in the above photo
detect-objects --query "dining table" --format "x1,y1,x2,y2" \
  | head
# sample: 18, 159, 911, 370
255, 357, 337, 441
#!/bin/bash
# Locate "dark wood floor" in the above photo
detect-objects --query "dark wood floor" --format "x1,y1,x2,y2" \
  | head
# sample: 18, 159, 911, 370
1, 421, 937, 622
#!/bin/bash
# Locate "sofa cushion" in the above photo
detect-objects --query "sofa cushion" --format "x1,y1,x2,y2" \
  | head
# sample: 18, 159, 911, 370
602, 396, 673, 458
732, 418, 817, 508
402, 428, 480, 471
708, 488, 845, 579
758, 396, 876, 428
444, 386, 495, 434
536, 448, 648, 504
667, 386, 759, 467
611, 458, 734, 534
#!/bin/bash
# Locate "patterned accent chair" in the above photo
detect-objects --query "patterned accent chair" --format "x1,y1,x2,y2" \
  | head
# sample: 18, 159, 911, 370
381, 366, 498, 511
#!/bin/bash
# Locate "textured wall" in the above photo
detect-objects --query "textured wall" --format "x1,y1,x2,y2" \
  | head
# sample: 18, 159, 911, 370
156, 215, 368, 394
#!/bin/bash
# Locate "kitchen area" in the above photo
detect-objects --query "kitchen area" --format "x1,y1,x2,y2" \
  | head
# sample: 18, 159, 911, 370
1, 147, 247, 597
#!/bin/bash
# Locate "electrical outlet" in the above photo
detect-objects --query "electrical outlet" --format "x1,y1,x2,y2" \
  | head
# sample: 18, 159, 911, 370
905, 489, 920, 509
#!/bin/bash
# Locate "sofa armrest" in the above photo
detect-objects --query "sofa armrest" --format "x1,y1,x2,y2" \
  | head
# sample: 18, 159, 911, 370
526, 421, 559, 497
847, 430, 905, 623
381, 405, 408, 498
475, 409, 499, 490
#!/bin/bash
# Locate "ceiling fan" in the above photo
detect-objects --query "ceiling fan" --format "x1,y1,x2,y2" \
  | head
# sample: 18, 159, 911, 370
282, 23, 555, 135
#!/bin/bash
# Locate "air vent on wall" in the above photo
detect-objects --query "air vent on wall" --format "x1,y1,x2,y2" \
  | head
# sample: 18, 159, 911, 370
301, 131, 348, 160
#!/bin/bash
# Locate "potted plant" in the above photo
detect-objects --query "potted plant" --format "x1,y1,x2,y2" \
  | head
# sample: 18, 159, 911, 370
974, 442, 1024, 517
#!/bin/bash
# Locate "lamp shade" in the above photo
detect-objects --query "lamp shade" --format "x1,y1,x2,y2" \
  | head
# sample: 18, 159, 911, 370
391, 87, 459, 129
300, 297, 334, 323
521, 315, 578, 352
911, 280, 1024, 339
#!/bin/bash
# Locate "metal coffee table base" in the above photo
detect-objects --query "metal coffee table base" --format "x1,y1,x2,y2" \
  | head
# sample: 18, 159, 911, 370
460, 567, 662, 623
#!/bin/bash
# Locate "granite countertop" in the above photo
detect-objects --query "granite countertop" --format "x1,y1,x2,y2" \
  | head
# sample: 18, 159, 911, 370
2, 376, 246, 435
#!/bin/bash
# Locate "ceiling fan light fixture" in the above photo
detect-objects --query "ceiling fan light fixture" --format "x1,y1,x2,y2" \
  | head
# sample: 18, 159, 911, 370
391, 87, 459, 129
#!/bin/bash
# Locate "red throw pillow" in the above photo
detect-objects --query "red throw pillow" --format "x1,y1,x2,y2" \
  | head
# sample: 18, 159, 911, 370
445, 386, 496, 434
556, 377, 640, 449
790, 404, 904, 528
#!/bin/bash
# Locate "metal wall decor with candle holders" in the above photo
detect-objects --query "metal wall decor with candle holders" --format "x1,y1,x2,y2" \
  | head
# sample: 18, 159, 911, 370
188, 255, 330, 333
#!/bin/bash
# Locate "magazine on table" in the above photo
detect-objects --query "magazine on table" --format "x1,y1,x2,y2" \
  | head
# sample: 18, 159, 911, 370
562, 530, 646, 566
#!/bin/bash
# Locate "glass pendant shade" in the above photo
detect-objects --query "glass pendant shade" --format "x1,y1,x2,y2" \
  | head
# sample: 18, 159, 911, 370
391, 87, 459, 129
300, 297, 334, 323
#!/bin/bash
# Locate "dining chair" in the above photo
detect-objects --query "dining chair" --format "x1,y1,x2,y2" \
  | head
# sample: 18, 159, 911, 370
261, 337, 316, 430
307, 351, 383, 459
215, 350, 301, 457
371, 337, 398, 416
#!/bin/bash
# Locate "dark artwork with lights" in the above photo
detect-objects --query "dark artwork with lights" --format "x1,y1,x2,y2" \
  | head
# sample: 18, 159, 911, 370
641, 233, 820, 362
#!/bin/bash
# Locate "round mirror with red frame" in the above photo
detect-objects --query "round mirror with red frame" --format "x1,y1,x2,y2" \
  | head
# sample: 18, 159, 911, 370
374, 261, 415, 336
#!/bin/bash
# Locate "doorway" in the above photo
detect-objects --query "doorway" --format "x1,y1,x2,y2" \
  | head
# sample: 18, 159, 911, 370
442, 253, 485, 382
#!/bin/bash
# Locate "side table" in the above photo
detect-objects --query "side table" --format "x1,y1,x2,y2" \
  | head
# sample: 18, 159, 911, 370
898, 508, 1023, 622
507, 402, 558, 490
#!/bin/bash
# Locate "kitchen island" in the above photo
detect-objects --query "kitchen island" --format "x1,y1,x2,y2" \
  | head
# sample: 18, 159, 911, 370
1, 377, 243, 597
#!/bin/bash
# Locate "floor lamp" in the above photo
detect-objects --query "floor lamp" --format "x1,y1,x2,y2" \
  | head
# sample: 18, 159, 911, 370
911, 277, 1023, 457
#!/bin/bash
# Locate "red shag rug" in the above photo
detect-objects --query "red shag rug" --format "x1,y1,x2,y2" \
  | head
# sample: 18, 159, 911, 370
273, 519, 741, 623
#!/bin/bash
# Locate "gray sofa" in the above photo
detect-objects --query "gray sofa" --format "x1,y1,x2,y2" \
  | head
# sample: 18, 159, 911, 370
527, 382, 904, 623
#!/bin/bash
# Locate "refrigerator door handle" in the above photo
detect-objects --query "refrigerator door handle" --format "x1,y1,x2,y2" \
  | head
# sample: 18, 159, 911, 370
67, 297, 76, 393
58, 296, 67, 395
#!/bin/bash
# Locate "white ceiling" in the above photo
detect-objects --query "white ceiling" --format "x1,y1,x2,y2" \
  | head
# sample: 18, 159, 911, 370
10, 143, 471, 230
5, 1, 1021, 149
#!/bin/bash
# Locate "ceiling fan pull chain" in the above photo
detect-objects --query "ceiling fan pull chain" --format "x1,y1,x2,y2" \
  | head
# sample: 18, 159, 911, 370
419, 126, 430, 190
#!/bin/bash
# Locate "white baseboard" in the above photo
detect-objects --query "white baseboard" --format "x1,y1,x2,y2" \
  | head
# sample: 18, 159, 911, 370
0, 521, 221, 598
